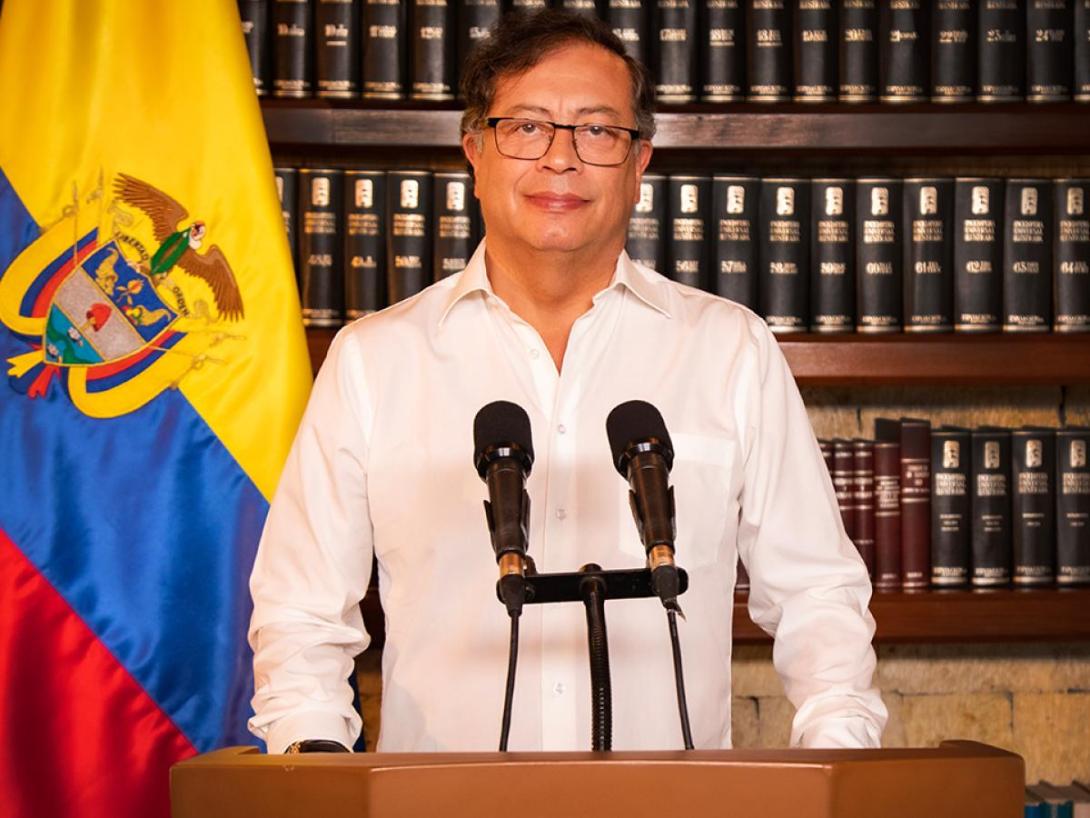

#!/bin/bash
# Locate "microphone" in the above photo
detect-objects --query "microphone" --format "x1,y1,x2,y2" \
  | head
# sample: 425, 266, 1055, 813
606, 400, 682, 612
474, 400, 535, 617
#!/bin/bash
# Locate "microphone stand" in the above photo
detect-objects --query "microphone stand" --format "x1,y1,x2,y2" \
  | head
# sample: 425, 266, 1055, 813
498, 562, 690, 752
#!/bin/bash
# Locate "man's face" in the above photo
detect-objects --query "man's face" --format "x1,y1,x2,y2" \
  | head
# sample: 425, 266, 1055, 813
463, 42, 653, 259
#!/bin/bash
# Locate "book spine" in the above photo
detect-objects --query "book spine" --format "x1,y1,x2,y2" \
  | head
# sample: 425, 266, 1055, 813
668, 175, 710, 290
931, 0, 976, 102
746, 0, 792, 101
838, 0, 878, 102
626, 173, 668, 273
557, 0, 600, 15
344, 170, 386, 318
316, 0, 359, 98
712, 175, 759, 308
834, 439, 857, 543
856, 179, 903, 332
853, 438, 876, 577
904, 178, 954, 333
820, 438, 834, 478
794, 0, 836, 102
1076, 0, 1090, 100
386, 170, 433, 303
954, 178, 1004, 332
507, 0, 548, 9
273, 0, 313, 98
274, 166, 300, 285
656, 0, 698, 102
433, 171, 475, 281
1004, 179, 1053, 332
1056, 427, 1090, 585
1012, 428, 1056, 585
1027, 0, 1074, 101
240, 0, 272, 96
411, 0, 454, 100
759, 178, 809, 334
299, 168, 345, 327
703, 0, 745, 101
971, 428, 1012, 586
931, 428, 971, 586
978, 0, 1025, 102
810, 178, 855, 332
608, 0, 648, 63
874, 438, 903, 590
900, 418, 932, 590
457, 0, 501, 95
363, 0, 407, 99
1054, 178, 1090, 332
879, 0, 929, 102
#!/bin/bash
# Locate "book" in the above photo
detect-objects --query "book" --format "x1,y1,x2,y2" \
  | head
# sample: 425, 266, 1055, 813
656, 0, 698, 102
557, 0, 599, 16
853, 437, 876, 577
931, 425, 971, 587
712, 175, 758, 308
1057, 427, 1090, 585
626, 173, 667, 273
607, 0, 648, 64
900, 417, 931, 590
1012, 427, 1056, 586
703, 0, 745, 102
833, 438, 856, 544
747, 0, 792, 101
1054, 179, 1090, 332
1027, 0, 1074, 101
433, 171, 476, 281
411, 0, 455, 100
759, 177, 809, 333
820, 438, 834, 478
457, 0, 501, 97
273, 0, 313, 98
316, 0, 360, 98
274, 166, 299, 284
954, 177, 1004, 332
299, 168, 345, 327
971, 426, 1012, 587
839, 0, 878, 102
364, 0, 408, 99
903, 178, 954, 333
978, 0, 1025, 102
794, 0, 837, 102
810, 178, 854, 332
344, 170, 386, 319
856, 178, 903, 332
1004, 179, 1053, 332
879, 0, 929, 102
874, 418, 902, 590
386, 170, 432, 303
1076, 0, 1090, 100
240, 0, 272, 96
668, 175, 710, 290
931, 0, 976, 102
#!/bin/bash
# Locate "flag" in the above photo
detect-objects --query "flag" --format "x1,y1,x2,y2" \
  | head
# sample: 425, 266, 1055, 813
0, 2, 311, 816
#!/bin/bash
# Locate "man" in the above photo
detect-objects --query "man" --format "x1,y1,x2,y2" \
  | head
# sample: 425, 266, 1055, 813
248, 11, 887, 754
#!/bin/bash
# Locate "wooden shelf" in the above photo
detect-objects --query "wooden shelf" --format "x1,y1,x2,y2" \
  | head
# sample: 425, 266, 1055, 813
306, 327, 1090, 386
263, 100, 1090, 153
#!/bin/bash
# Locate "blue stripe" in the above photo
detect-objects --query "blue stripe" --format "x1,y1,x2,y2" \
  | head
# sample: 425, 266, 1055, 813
0, 167, 42, 277
0, 323, 265, 752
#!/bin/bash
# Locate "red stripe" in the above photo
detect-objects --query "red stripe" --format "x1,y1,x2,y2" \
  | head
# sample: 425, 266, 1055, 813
0, 529, 196, 818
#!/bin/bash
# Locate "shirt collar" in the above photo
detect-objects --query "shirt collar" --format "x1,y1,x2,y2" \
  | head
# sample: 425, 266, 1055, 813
438, 238, 673, 327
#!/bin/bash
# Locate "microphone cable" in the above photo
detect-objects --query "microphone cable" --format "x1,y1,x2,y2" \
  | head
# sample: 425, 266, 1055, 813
667, 608, 695, 750
498, 611, 520, 751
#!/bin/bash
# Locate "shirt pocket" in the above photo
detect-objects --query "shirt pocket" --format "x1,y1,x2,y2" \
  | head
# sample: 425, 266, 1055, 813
617, 431, 737, 569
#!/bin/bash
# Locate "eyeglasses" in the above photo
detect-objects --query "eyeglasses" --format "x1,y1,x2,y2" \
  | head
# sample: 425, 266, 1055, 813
485, 117, 641, 167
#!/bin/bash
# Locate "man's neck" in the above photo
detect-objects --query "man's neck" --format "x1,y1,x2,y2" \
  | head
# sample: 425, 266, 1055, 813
484, 238, 623, 372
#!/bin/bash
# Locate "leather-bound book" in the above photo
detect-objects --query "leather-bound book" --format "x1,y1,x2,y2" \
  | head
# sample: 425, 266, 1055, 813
874, 418, 902, 591
299, 168, 345, 327
746, 0, 792, 101
626, 174, 667, 273
273, 0, 313, 98
795, 0, 836, 102
386, 170, 432, 304
1026, 0, 1074, 101
978, 0, 1025, 102
953, 178, 1003, 332
838, 0, 878, 101
1054, 178, 1090, 332
931, 425, 971, 587
703, 0, 745, 101
900, 417, 932, 590
656, 0, 698, 102
1003, 179, 1053, 332
668, 175, 711, 290
363, 0, 407, 99
971, 426, 1012, 587
1011, 427, 1056, 586
931, 0, 976, 102
344, 170, 386, 318
833, 438, 857, 544
810, 178, 854, 333
433, 171, 476, 281
316, 0, 359, 98
879, 0, 928, 102
1057, 426, 1090, 585
759, 178, 810, 334
713, 175, 759, 308
903, 178, 954, 333
240, 0, 272, 96
853, 438, 876, 578
856, 178, 903, 333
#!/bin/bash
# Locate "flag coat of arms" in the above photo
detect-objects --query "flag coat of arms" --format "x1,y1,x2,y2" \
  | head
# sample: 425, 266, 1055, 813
0, 2, 311, 816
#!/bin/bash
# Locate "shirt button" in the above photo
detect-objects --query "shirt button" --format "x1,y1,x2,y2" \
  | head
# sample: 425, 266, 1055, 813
557, 424, 567, 435
529, 348, 540, 359
556, 508, 567, 520
553, 682, 565, 696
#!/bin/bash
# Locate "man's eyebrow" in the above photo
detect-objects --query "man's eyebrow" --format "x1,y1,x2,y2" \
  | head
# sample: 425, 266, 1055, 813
502, 104, 625, 119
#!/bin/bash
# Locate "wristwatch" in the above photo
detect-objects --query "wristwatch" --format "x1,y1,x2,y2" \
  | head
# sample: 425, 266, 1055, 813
283, 739, 351, 754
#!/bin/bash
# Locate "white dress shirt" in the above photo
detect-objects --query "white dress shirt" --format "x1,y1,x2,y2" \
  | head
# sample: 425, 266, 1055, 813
248, 240, 888, 754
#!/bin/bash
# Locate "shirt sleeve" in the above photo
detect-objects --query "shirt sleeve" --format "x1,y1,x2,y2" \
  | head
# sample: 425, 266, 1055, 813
735, 320, 888, 749
247, 327, 375, 753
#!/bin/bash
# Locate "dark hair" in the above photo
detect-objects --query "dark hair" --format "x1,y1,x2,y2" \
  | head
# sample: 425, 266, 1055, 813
459, 9, 656, 141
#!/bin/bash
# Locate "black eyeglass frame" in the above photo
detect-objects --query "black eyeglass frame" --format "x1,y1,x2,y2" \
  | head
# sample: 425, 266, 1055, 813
484, 116, 643, 167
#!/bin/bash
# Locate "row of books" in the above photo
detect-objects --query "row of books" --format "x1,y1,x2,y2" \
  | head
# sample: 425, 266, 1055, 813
822, 422, 1090, 590
1025, 781, 1090, 817
240, 0, 1090, 104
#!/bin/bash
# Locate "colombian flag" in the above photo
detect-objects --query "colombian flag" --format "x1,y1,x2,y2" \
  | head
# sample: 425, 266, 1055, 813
0, 2, 310, 816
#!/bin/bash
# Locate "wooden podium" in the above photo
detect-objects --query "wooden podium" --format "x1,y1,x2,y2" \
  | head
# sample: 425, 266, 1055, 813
171, 740, 1023, 818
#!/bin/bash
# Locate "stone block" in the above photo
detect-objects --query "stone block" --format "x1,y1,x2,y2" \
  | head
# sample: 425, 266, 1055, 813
731, 644, 781, 698
731, 696, 760, 749
756, 695, 795, 748
877, 644, 1090, 695
356, 647, 383, 752
899, 692, 1014, 750
1012, 692, 1090, 784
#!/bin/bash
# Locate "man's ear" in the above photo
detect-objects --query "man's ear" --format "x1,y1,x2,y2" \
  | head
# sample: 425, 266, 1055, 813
463, 131, 483, 196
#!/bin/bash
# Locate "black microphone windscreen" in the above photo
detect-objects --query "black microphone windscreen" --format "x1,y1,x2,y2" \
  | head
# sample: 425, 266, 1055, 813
474, 400, 535, 466
606, 400, 674, 475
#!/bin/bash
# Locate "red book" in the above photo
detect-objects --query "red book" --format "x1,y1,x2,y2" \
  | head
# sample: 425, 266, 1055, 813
853, 438, 876, 578
833, 438, 856, 542
874, 419, 902, 590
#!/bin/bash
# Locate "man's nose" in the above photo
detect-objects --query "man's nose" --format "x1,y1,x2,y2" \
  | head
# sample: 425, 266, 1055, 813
538, 126, 581, 171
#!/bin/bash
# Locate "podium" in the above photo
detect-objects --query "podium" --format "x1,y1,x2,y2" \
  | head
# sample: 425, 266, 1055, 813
171, 741, 1024, 818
